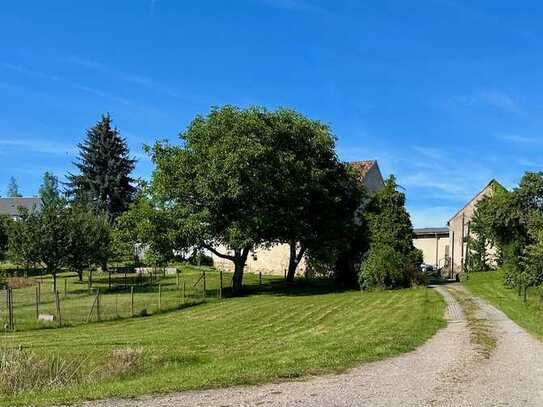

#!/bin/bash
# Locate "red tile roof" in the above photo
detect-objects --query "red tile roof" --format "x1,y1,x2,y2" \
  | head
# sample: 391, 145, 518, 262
348, 160, 377, 180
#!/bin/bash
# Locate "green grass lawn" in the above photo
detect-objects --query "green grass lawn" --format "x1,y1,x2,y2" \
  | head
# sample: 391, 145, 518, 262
464, 271, 543, 339
1, 266, 279, 331
1, 282, 446, 406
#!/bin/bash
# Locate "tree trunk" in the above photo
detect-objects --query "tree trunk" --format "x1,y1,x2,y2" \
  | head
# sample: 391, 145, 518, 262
231, 247, 250, 296
286, 241, 306, 283
52, 270, 57, 293
77, 269, 83, 283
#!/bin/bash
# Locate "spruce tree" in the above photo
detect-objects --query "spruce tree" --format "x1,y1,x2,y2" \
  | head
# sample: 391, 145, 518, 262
7, 176, 22, 197
68, 114, 136, 218
39, 171, 60, 203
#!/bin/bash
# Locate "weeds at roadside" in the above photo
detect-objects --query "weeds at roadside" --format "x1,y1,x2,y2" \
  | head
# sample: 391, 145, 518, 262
449, 287, 496, 359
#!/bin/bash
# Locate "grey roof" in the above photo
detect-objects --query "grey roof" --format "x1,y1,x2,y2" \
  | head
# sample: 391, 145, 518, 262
413, 227, 449, 236
0, 197, 42, 217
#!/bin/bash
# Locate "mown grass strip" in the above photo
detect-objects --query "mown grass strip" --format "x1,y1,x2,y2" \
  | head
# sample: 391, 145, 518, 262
464, 271, 543, 340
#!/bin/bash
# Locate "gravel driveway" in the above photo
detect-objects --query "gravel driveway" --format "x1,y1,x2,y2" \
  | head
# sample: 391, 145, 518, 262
80, 284, 543, 407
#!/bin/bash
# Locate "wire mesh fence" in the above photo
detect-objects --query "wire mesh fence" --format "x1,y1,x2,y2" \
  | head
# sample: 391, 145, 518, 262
0, 267, 273, 332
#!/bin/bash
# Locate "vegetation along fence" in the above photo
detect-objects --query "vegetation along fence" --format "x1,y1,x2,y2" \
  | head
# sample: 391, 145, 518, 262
0, 266, 274, 332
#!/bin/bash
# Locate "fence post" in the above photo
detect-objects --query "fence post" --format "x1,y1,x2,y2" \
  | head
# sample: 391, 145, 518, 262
88, 270, 93, 294
64, 278, 68, 297
96, 289, 101, 321
219, 270, 223, 299
176, 270, 180, 290
131, 286, 134, 316
6, 288, 14, 331
158, 284, 162, 311
183, 281, 186, 303
54, 290, 62, 327
35, 285, 39, 319
203, 271, 206, 298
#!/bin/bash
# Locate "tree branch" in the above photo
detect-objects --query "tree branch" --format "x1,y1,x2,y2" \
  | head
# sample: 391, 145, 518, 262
204, 244, 235, 261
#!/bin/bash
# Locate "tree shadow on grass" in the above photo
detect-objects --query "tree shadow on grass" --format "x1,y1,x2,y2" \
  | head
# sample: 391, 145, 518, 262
238, 278, 355, 297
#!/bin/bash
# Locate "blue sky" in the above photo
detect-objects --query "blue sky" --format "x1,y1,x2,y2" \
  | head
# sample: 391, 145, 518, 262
1, 0, 543, 227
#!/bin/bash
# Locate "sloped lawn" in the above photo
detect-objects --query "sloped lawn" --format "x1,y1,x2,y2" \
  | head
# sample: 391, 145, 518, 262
1, 282, 445, 406
464, 271, 543, 339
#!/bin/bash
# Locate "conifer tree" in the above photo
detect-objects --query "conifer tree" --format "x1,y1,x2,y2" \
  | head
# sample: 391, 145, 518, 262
39, 171, 60, 203
7, 176, 22, 197
68, 114, 136, 218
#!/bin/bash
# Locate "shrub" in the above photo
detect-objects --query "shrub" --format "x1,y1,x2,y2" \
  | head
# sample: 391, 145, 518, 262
101, 347, 144, 378
7, 277, 34, 289
359, 245, 424, 290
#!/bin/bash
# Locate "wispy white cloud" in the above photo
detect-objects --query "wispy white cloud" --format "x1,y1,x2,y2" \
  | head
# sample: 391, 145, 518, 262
500, 134, 543, 145
449, 88, 523, 114
63, 56, 184, 100
0, 139, 77, 156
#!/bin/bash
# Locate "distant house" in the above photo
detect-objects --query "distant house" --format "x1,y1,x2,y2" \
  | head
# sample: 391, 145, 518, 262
211, 160, 385, 276
0, 197, 42, 220
413, 227, 450, 269
412, 179, 504, 278
447, 179, 503, 275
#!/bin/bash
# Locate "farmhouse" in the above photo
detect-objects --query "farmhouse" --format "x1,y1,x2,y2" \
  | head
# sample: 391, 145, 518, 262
212, 160, 385, 276
413, 179, 504, 277
412, 227, 450, 269
0, 197, 42, 220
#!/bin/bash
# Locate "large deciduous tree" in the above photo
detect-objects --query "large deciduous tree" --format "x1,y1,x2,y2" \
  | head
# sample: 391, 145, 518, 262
68, 114, 136, 219
265, 109, 364, 282
151, 106, 285, 295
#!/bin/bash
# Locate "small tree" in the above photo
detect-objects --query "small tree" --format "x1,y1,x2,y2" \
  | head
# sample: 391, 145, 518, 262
116, 190, 191, 267
7, 177, 22, 197
65, 204, 111, 282
36, 196, 70, 291
7, 208, 41, 272
359, 176, 423, 290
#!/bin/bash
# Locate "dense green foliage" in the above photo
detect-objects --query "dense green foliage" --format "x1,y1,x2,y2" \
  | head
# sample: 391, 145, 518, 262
0, 215, 10, 261
65, 204, 111, 281
263, 109, 364, 283
116, 189, 190, 266
470, 174, 543, 291
68, 114, 136, 218
1, 283, 445, 406
359, 176, 423, 290
151, 106, 365, 293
